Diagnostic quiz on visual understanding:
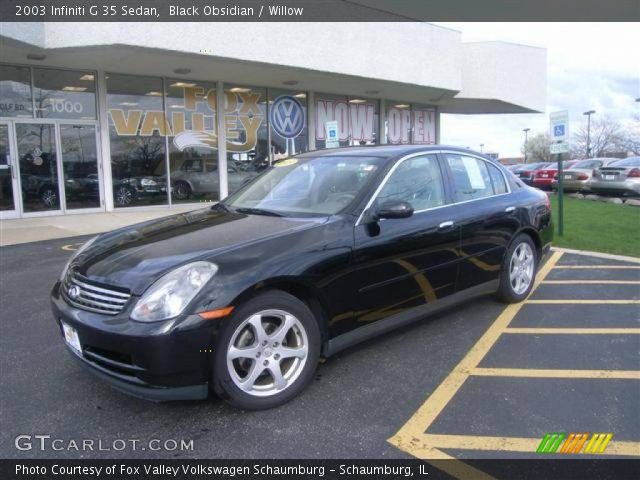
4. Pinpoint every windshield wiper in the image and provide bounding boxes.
[234,207,286,217]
